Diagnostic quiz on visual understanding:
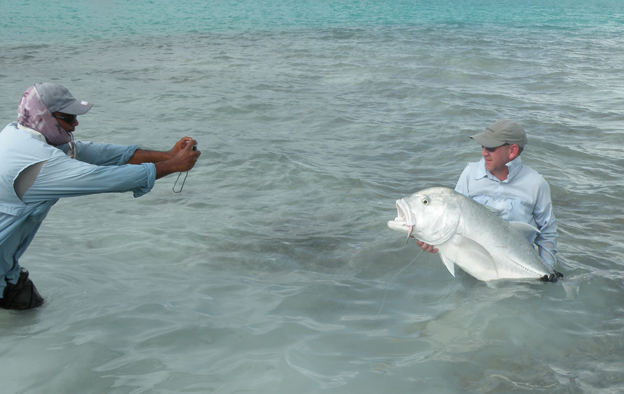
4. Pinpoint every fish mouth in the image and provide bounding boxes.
[388,198,416,239]
[396,199,415,226]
